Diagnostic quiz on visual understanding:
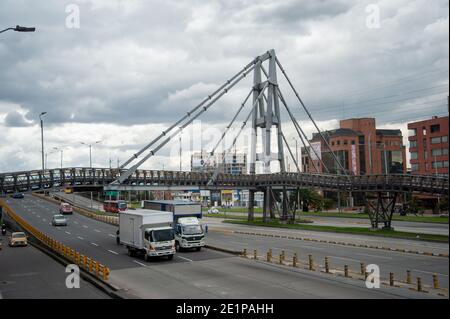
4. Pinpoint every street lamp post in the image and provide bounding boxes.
[53,147,64,169]
[179,129,182,172]
[0,25,36,34]
[80,141,102,168]
[39,112,47,172]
